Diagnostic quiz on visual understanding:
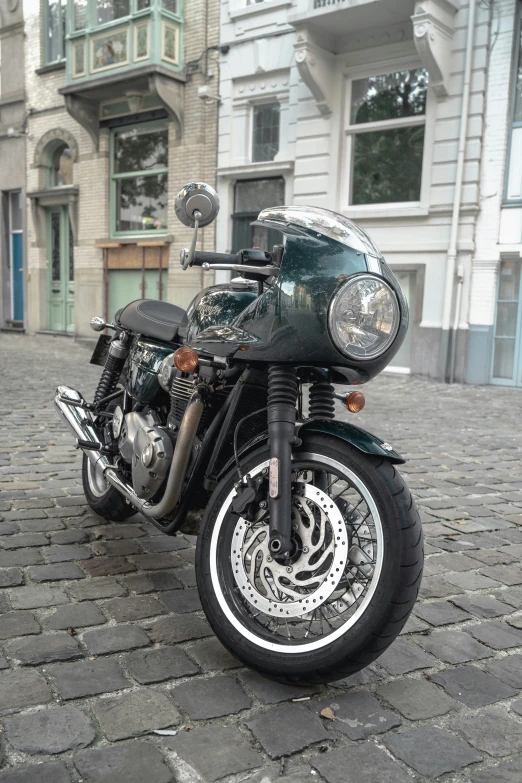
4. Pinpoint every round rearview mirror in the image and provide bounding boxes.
[174,182,220,228]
